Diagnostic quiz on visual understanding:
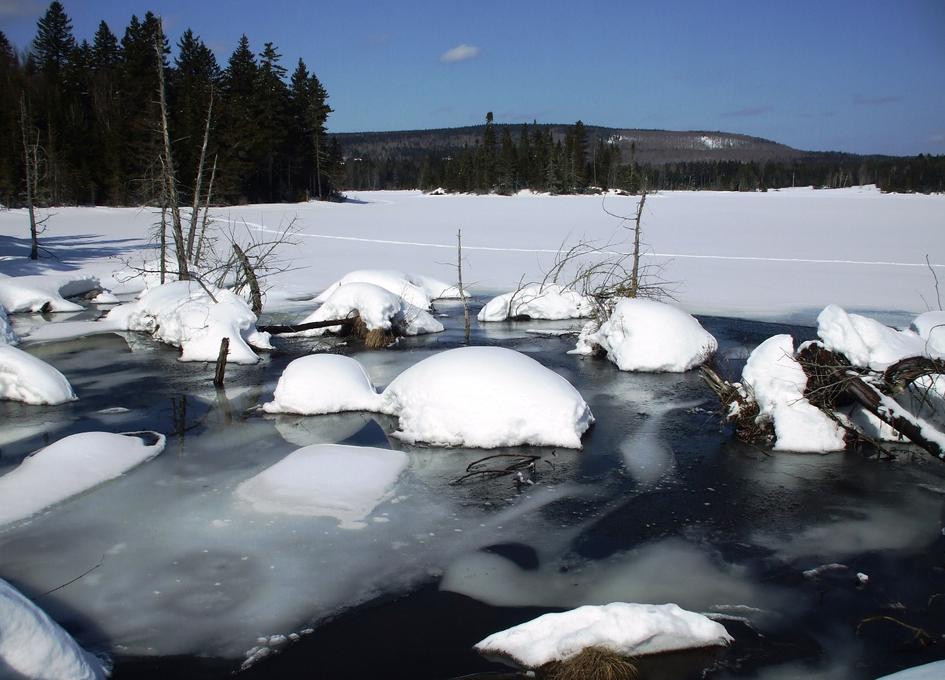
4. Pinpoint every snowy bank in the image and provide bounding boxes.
[0,344,75,405]
[381,346,593,448]
[740,335,846,452]
[316,270,461,309]
[0,578,109,679]
[0,273,102,313]
[106,280,272,364]
[0,432,165,527]
[294,282,443,337]
[478,283,593,322]
[262,354,384,415]
[573,299,717,372]
[234,444,408,528]
[876,660,945,680]
[475,602,732,668]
